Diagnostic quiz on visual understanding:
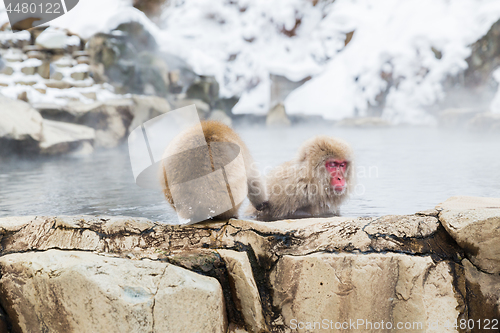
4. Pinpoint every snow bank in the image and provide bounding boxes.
[2,0,500,122]
[286,0,500,123]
